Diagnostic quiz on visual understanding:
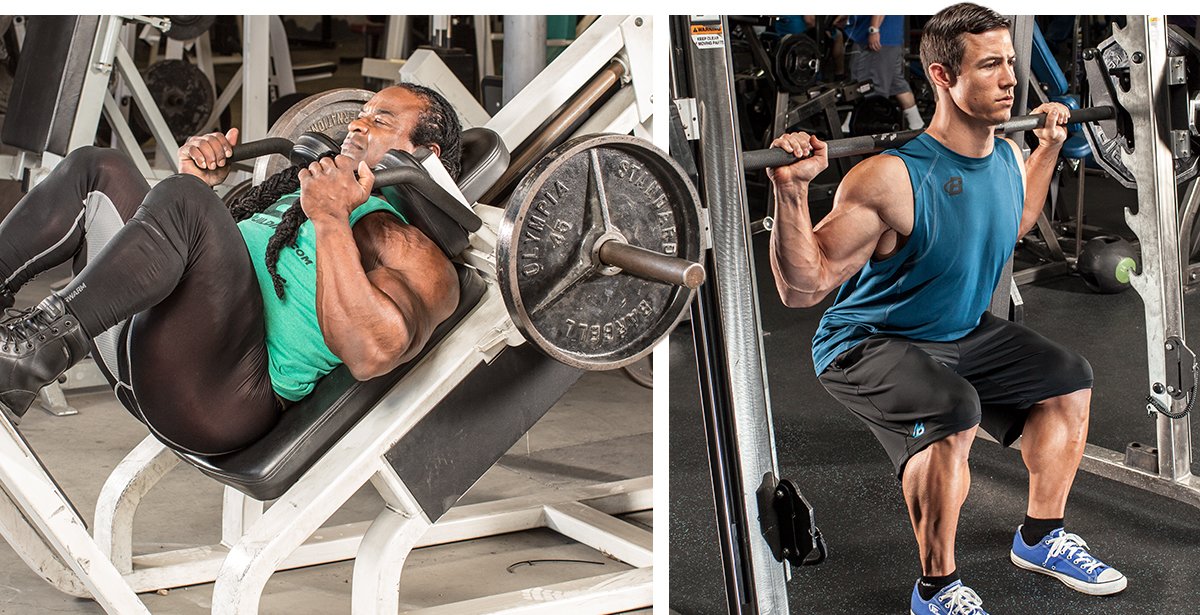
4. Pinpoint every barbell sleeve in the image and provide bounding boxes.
[597,240,706,289]
[743,105,1117,171]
